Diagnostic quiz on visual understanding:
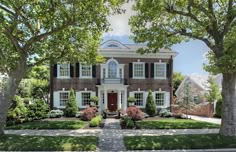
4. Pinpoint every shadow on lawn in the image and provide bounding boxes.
[0,135,97,151]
